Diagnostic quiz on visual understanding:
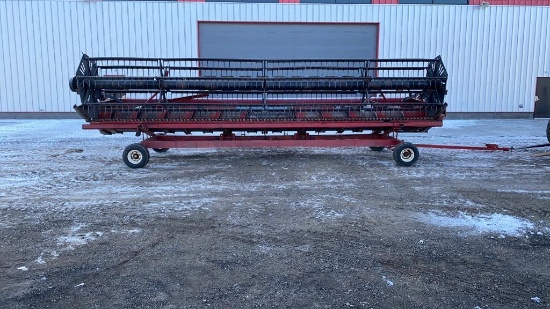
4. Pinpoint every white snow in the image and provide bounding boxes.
[382,276,394,287]
[57,224,103,250]
[293,199,345,221]
[531,297,541,303]
[111,228,142,234]
[498,189,550,194]
[35,256,46,265]
[33,226,142,266]
[418,211,534,236]
[17,266,28,271]
[497,189,550,200]
[435,120,479,129]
